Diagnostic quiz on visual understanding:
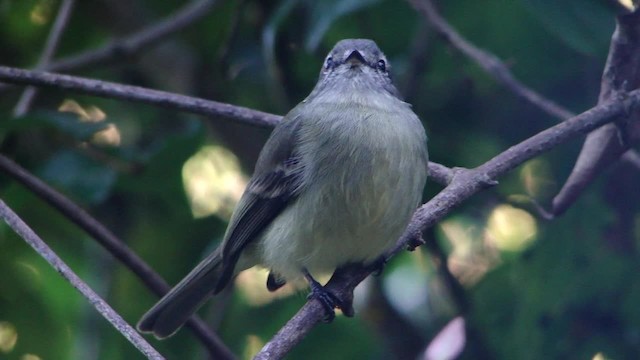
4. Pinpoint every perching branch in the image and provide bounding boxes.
[0,199,164,360]
[0,155,235,360]
[13,0,75,116]
[255,87,640,360]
